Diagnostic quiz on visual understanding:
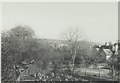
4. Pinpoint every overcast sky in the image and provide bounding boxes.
[2,2,118,43]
